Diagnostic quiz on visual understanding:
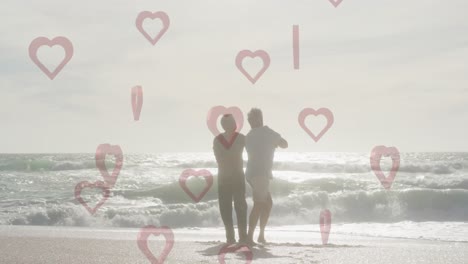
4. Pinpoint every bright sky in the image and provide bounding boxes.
[1,0,467,153]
